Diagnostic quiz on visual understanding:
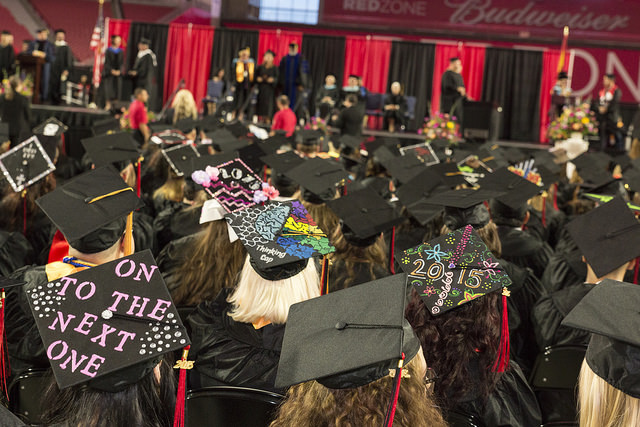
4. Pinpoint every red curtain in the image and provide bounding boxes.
[258,29,303,64]
[163,23,215,111]
[431,43,485,117]
[107,19,132,56]
[539,50,561,143]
